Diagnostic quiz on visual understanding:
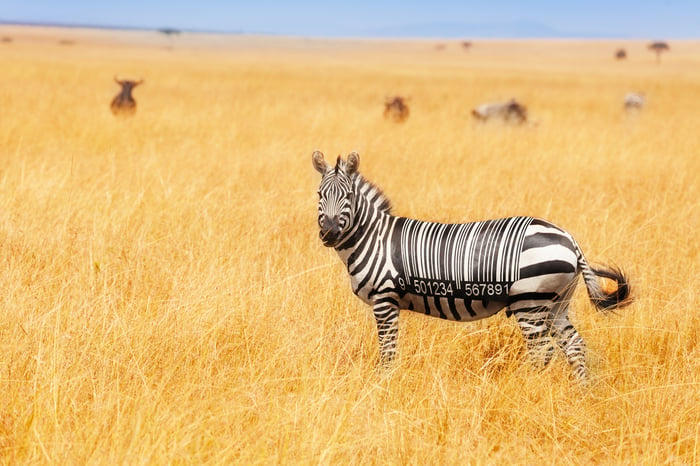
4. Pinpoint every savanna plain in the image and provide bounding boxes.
[1,26,699,465]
